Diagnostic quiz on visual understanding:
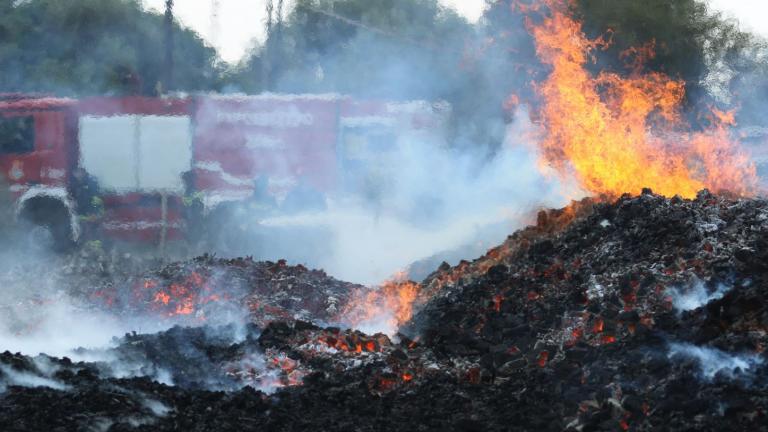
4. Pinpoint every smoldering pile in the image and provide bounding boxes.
[1,254,367,337]
[2,190,768,431]
[85,255,366,327]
